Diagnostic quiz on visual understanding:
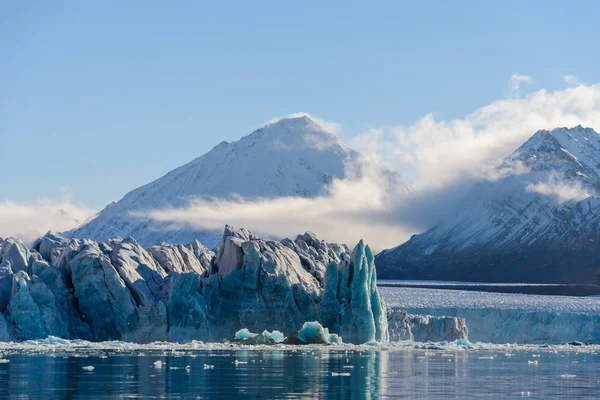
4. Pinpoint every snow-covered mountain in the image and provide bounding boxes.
[376,125,600,284]
[67,116,407,247]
